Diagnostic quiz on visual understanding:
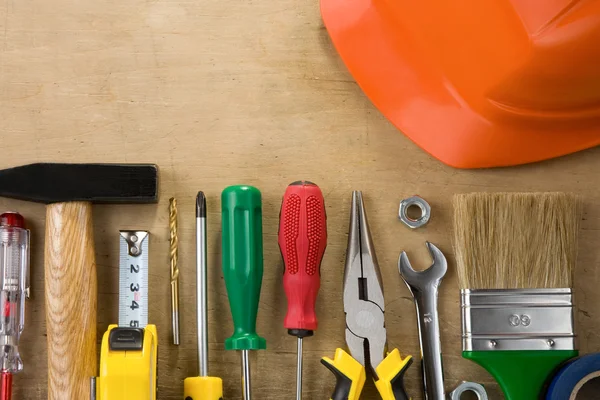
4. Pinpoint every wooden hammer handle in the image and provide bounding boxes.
[45,202,97,399]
